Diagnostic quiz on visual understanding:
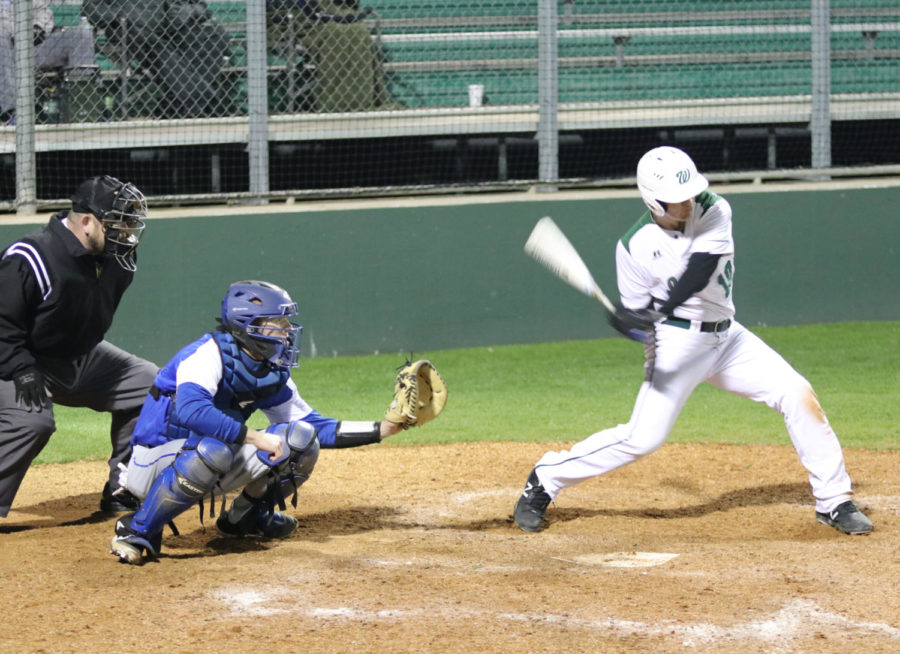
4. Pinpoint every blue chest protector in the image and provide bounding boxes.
[131,330,290,447]
[211,330,290,422]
